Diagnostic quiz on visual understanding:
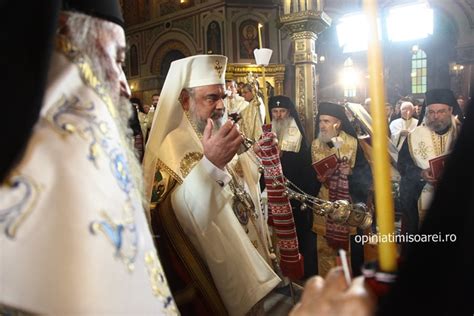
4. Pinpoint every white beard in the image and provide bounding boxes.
[272,116,292,138]
[318,128,338,143]
[189,102,223,134]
